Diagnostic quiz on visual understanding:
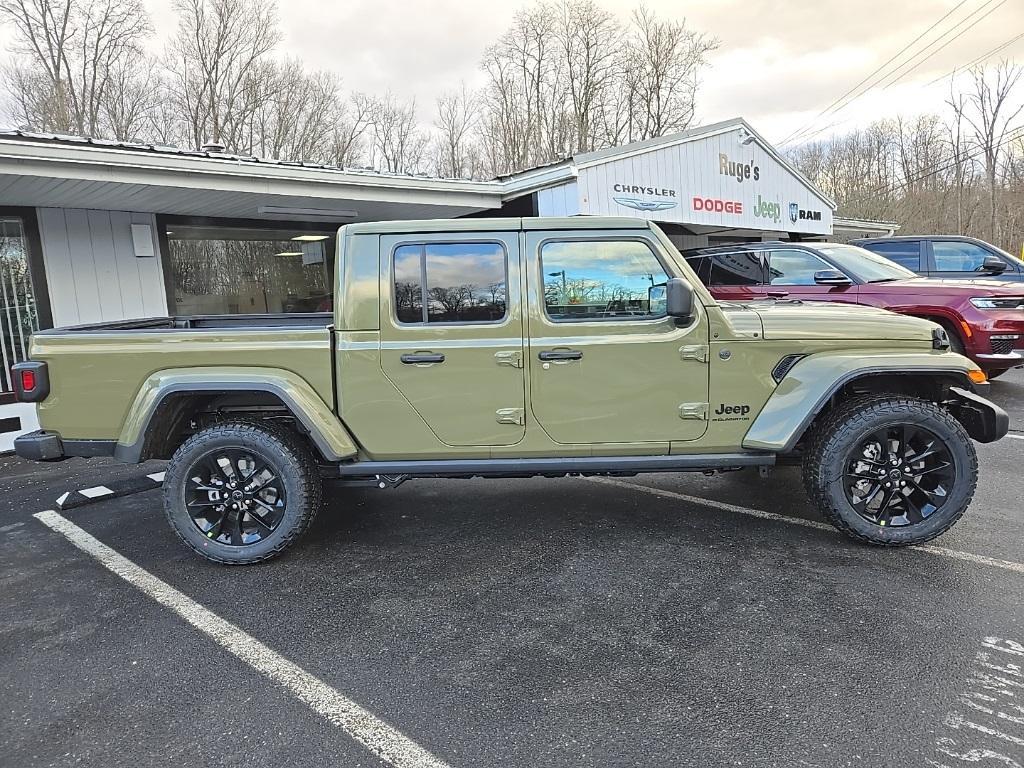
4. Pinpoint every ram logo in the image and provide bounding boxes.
[613,196,678,212]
